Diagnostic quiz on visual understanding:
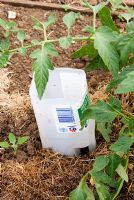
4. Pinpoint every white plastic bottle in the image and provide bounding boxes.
[29,68,96,156]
